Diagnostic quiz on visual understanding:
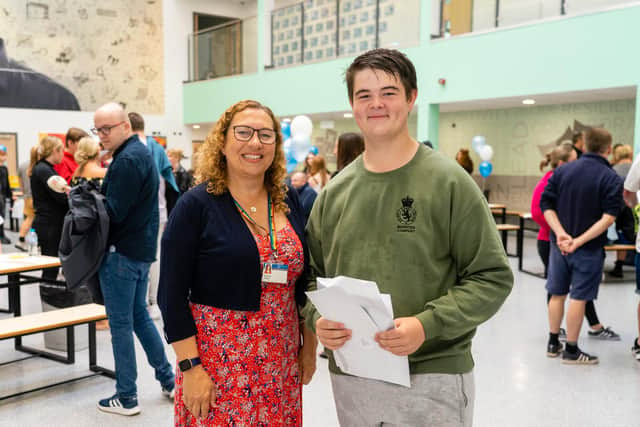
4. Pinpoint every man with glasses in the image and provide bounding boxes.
[92,102,175,416]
